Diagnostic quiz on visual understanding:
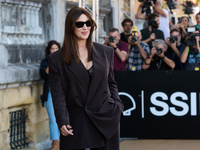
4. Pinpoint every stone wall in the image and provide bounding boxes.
[0,81,49,150]
[1,0,43,45]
